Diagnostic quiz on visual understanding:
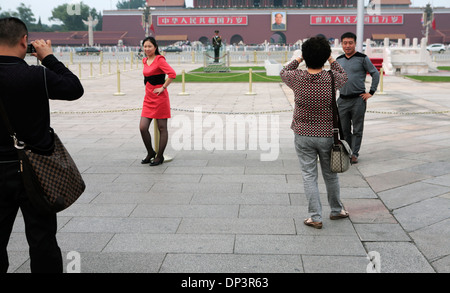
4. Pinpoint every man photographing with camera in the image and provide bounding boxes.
[0,17,84,273]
